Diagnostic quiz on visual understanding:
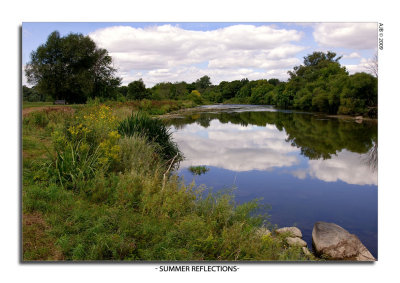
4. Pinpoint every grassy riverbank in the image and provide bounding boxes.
[22,102,313,261]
